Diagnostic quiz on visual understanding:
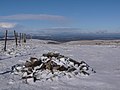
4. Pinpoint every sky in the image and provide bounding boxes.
[0,0,120,34]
